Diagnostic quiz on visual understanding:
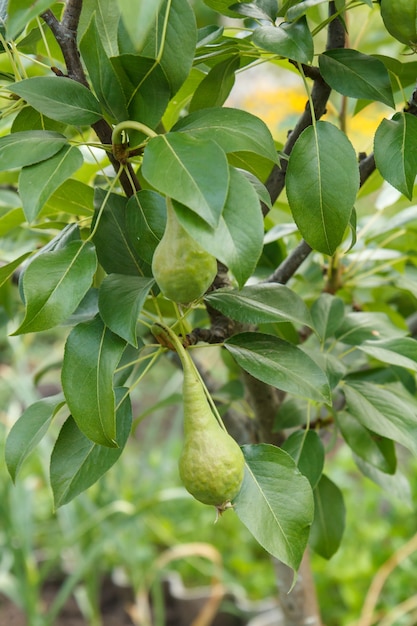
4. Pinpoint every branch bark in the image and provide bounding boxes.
[41,2,140,198]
